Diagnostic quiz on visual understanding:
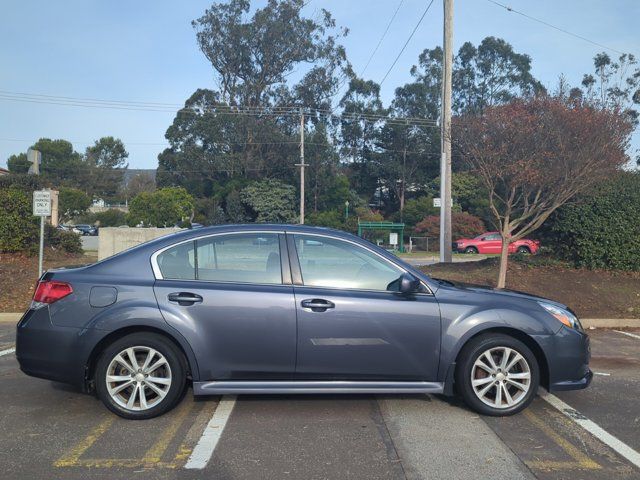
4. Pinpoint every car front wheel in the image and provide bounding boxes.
[456,334,539,416]
[464,246,478,254]
[95,333,187,419]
